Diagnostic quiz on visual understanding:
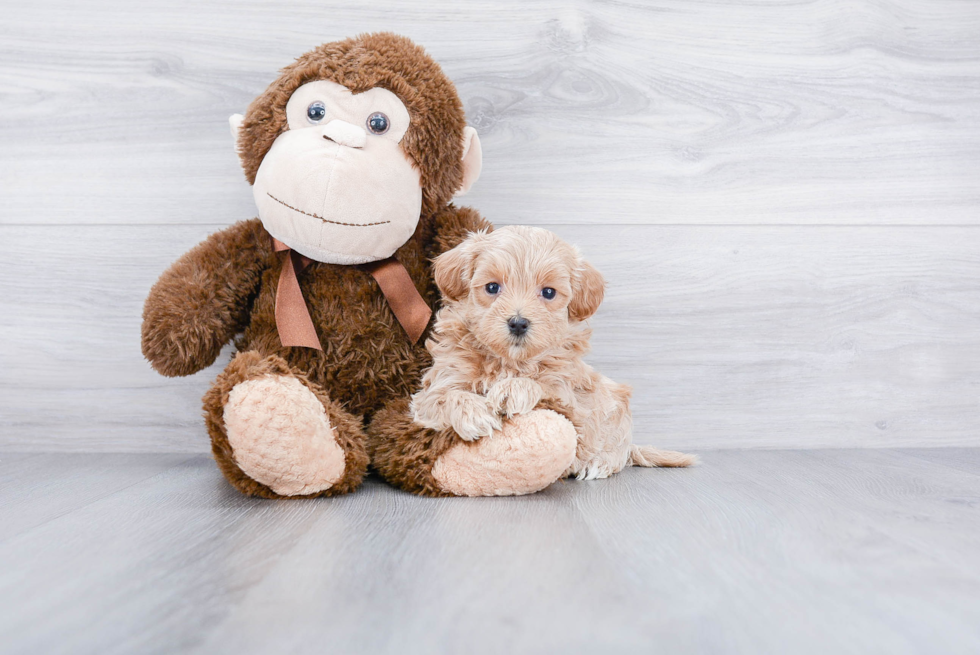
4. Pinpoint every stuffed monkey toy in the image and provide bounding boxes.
[142,33,577,498]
